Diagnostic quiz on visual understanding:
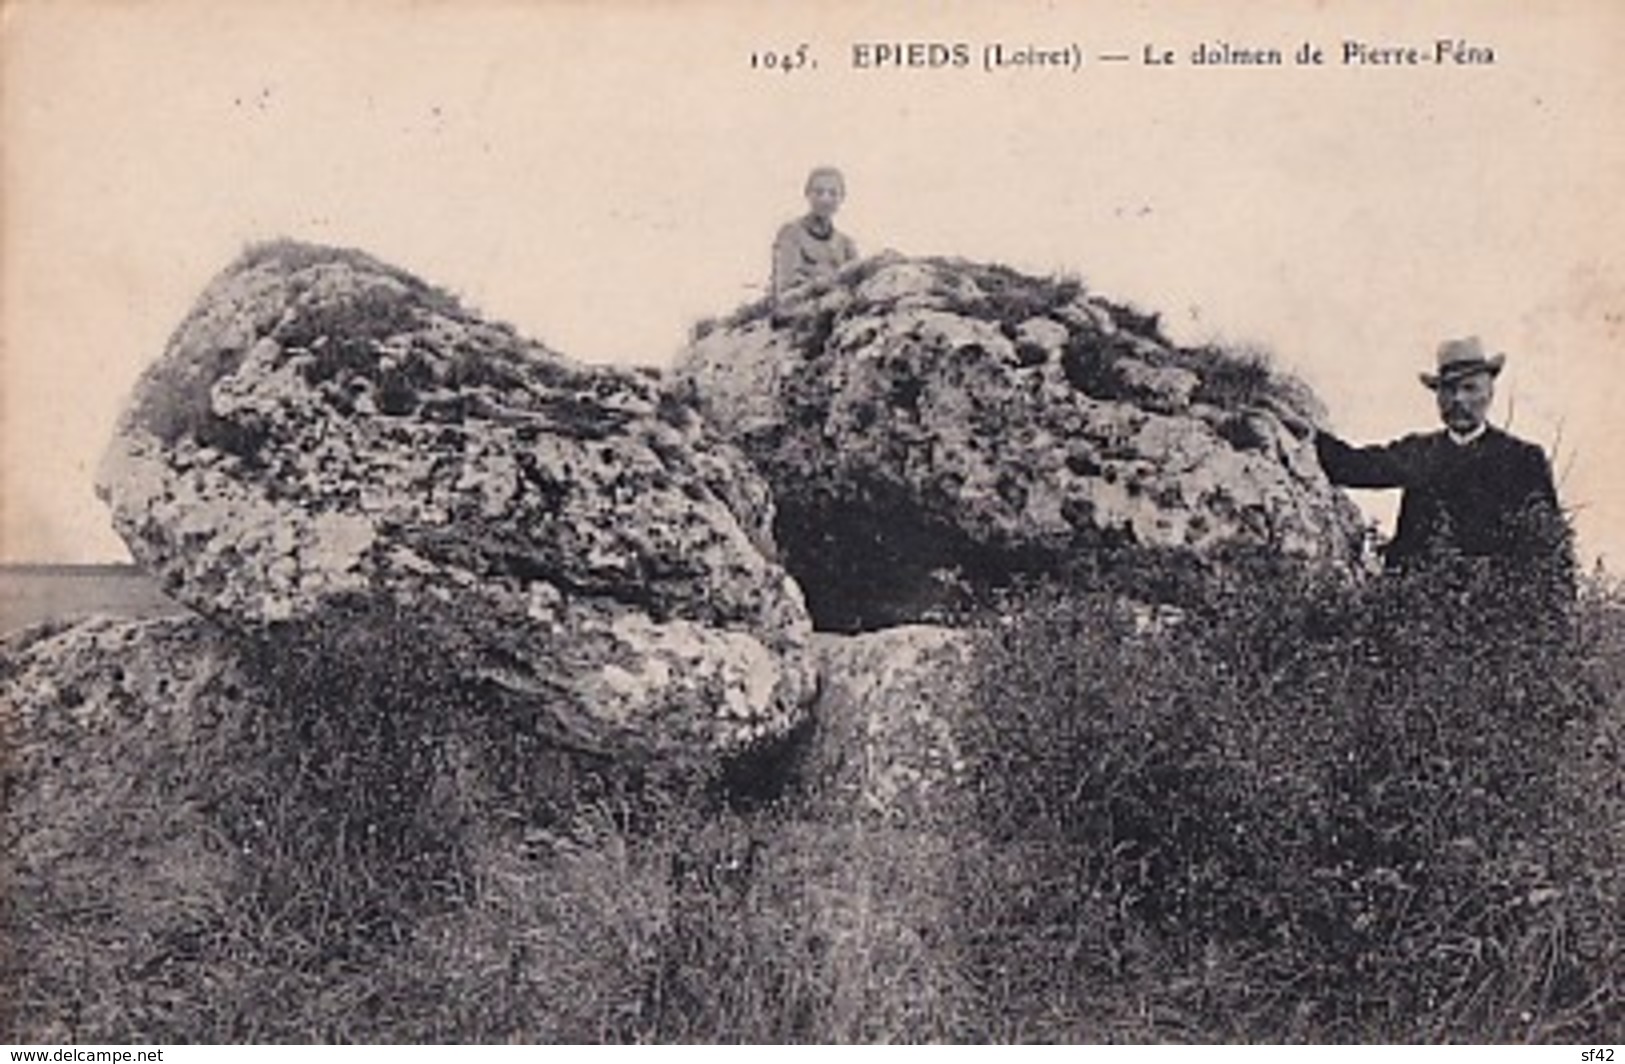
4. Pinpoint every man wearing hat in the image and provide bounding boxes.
[1306,338,1571,581]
